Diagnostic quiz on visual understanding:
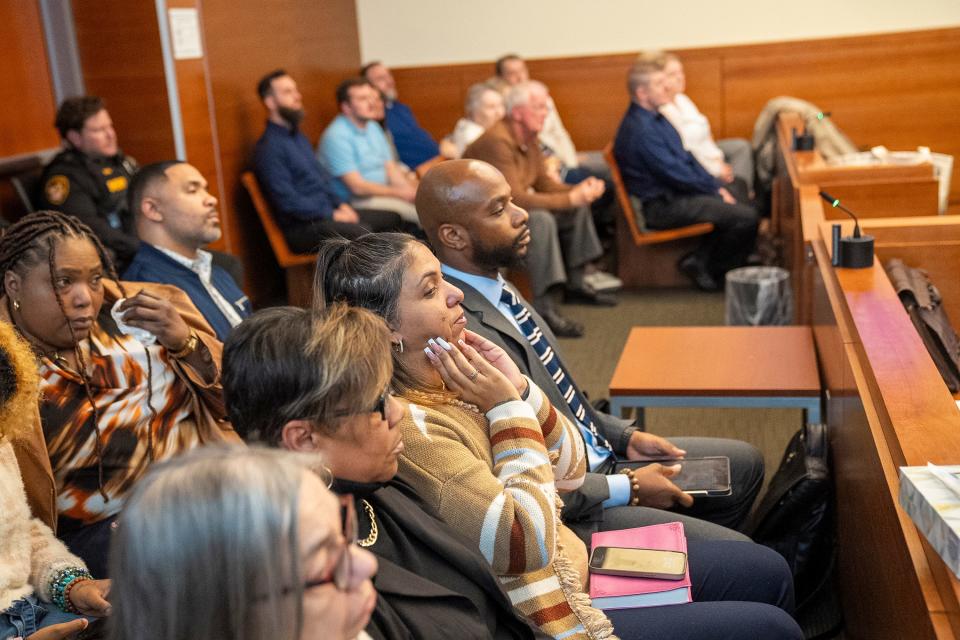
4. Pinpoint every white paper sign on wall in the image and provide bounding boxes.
[168,8,203,60]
